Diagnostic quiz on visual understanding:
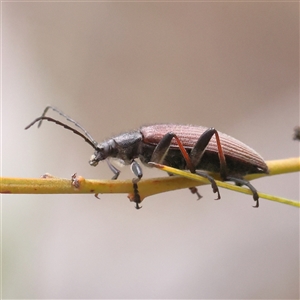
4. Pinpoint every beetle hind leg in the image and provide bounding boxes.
[226,176,259,208]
